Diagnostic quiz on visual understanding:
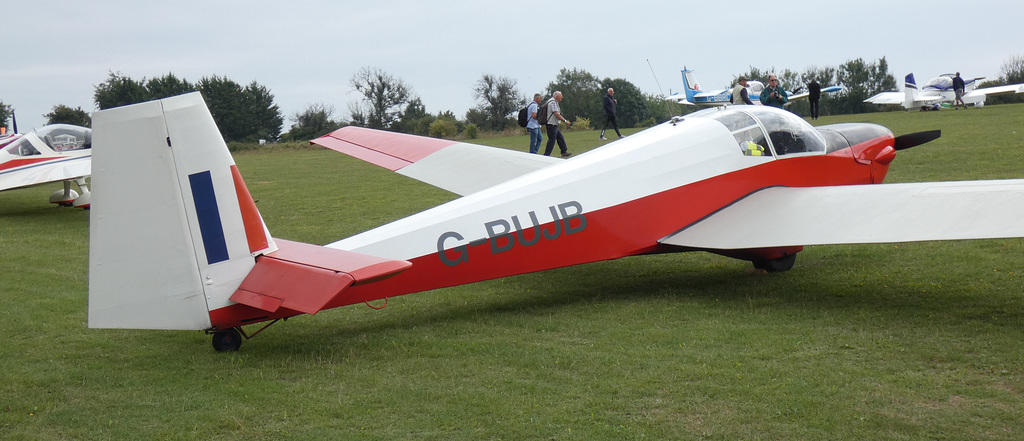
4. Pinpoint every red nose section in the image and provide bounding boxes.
[873,145,897,166]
